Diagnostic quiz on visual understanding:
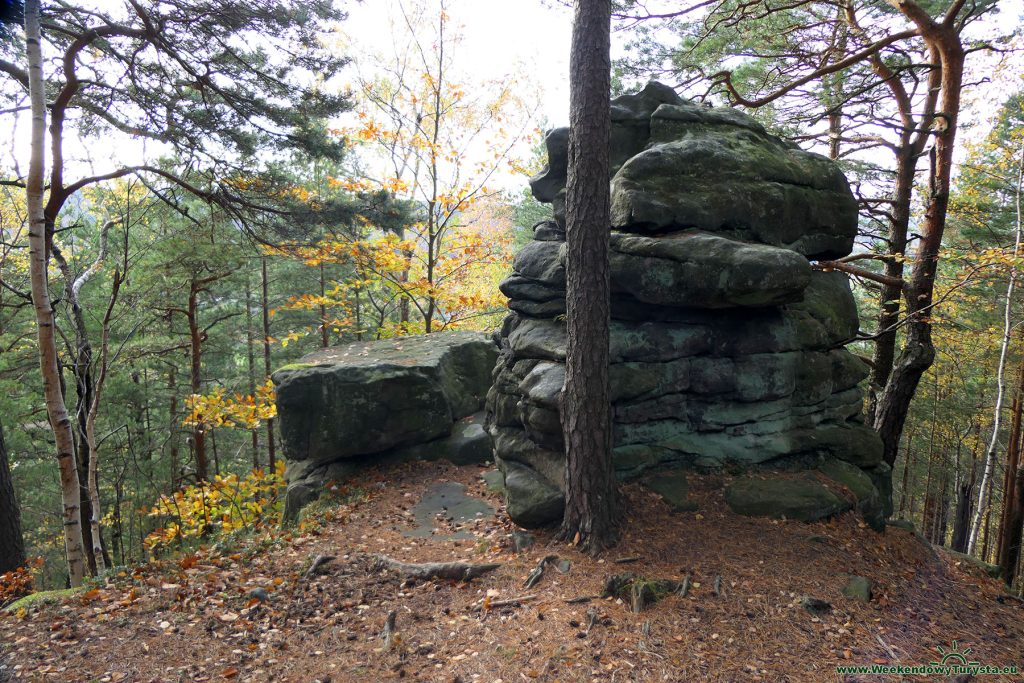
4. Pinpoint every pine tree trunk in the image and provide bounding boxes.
[0,418,26,574]
[557,0,617,553]
[24,0,86,586]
